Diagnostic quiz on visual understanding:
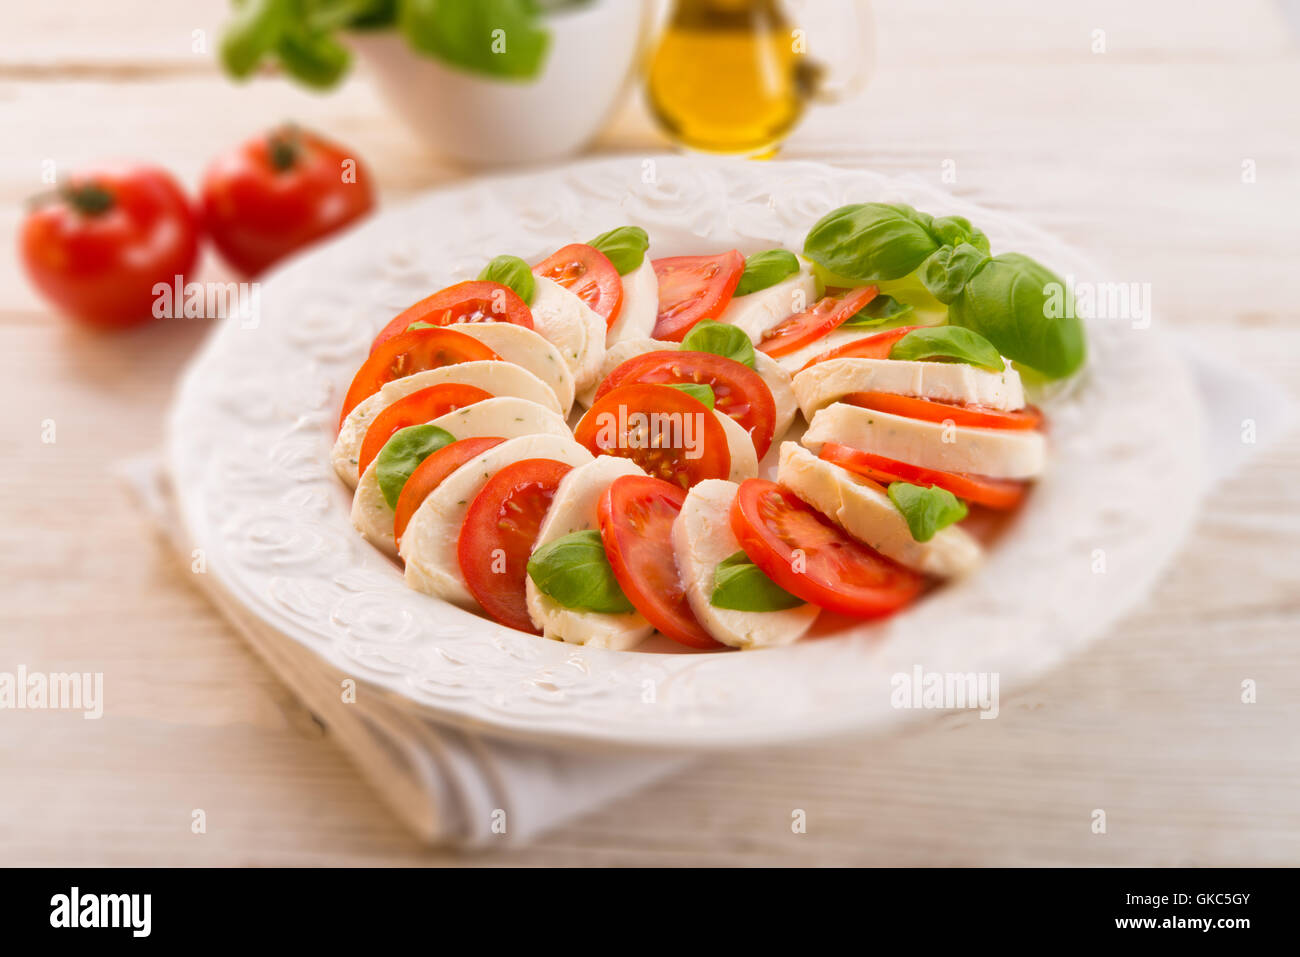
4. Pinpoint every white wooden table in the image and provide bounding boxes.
[1,0,1297,865]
